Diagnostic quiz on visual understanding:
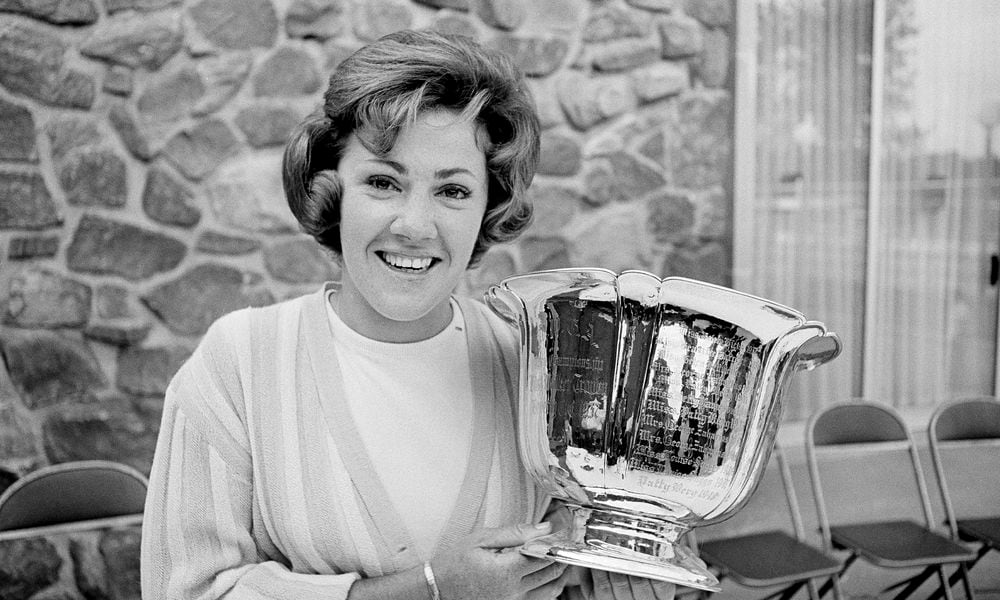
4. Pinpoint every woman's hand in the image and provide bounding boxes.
[588,570,675,600]
[538,501,675,600]
[562,569,674,600]
[430,522,569,600]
